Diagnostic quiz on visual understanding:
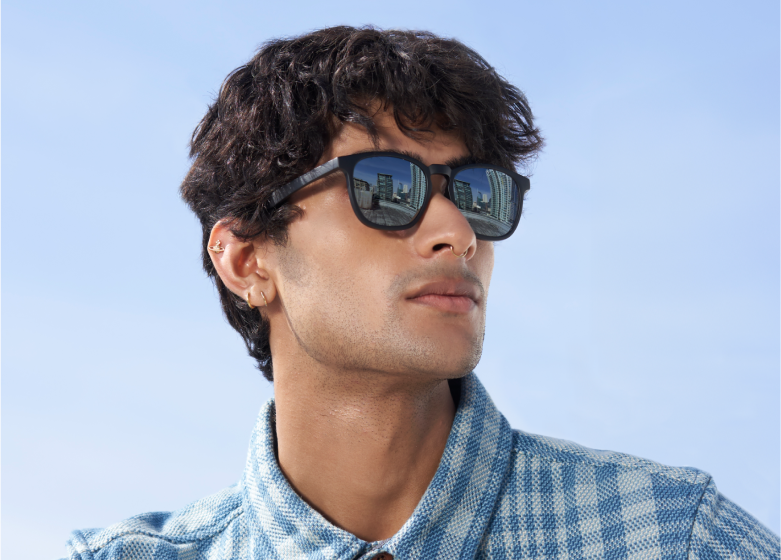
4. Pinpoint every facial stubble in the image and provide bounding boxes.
[275,243,487,380]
